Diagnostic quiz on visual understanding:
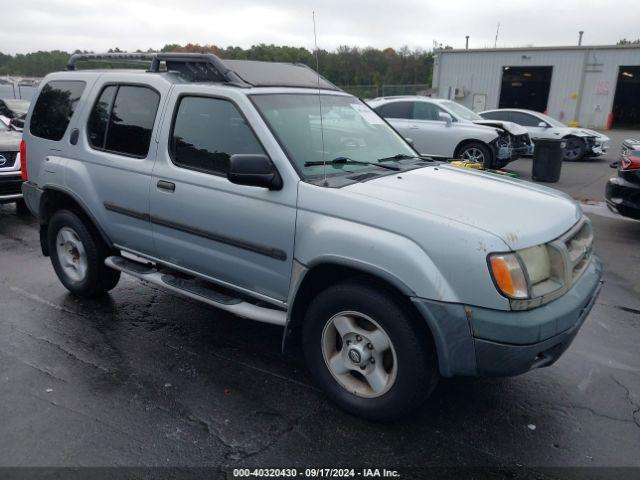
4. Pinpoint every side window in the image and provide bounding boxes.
[509,112,541,127]
[87,85,160,157]
[378,102,412,119]
[481,111,510,121]
[170,96,265,175]
[30,80,86,141]
[412,102,441,121]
